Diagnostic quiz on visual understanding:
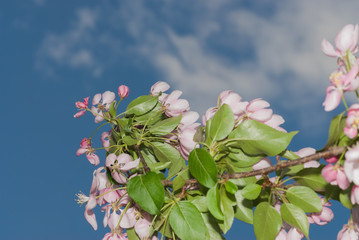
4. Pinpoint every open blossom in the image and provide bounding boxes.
[337,219,359,240]
[161,90,190,117]
[151,81,170,96]
[76,138,100,166]
[323,62,359,112]
[345,104,359,138]
[218,90,243,114]
[264,114,286,132]
[308,198,334,225]
[345,146,359,185]
[322,163,350,190]
[91,91,116,123]
[322,24,359,58]
[74,96,89,118]
[118,85,129,99]
[237,98,273,123]
[106,153,140,184]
